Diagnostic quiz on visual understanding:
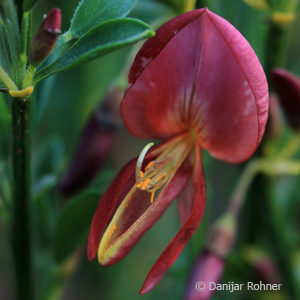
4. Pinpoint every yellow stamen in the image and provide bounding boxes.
[135,132,196,199]
[108,223,116,240]
[150,192,155,203]
[155,173,167,182]
[137,178,150,190]
[145,161,155,170]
